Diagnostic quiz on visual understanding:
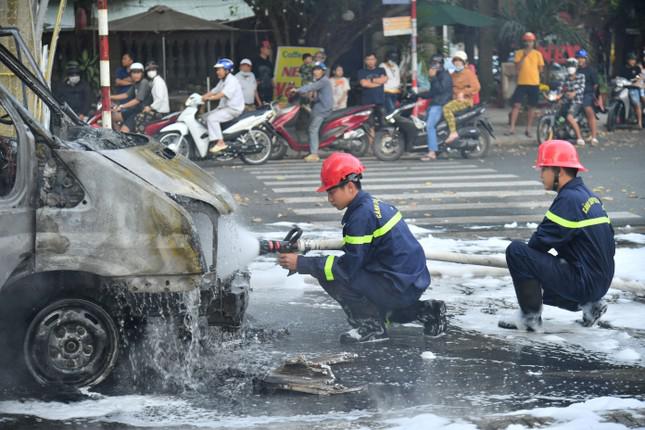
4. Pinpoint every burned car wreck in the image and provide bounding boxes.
[0,29,249,389]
